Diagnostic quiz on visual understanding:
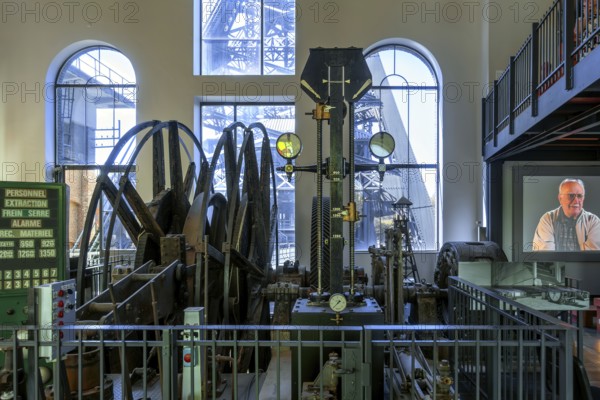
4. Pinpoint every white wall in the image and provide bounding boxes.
[0,0,550,272]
